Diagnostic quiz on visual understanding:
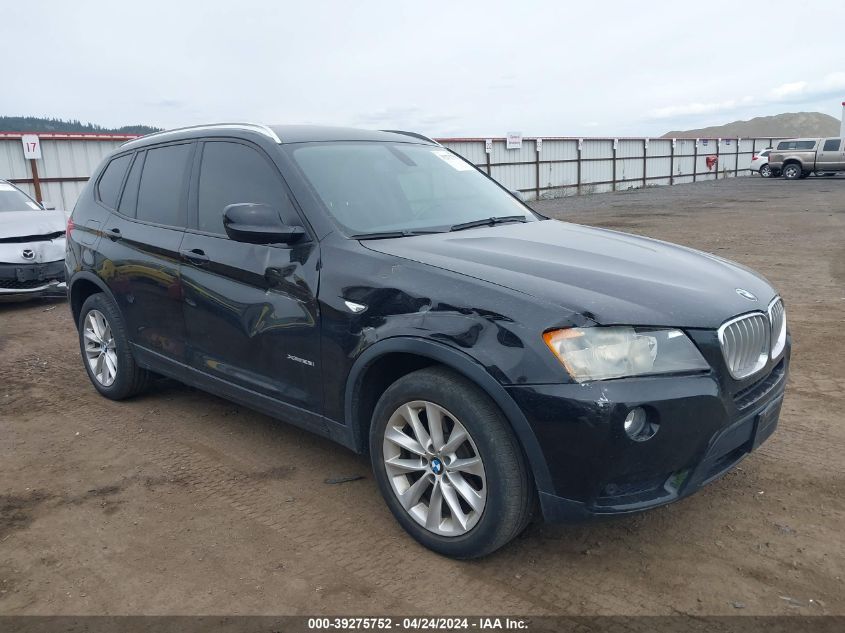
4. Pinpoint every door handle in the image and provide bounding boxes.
[180,249,209,265]
[104,227,121,241]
